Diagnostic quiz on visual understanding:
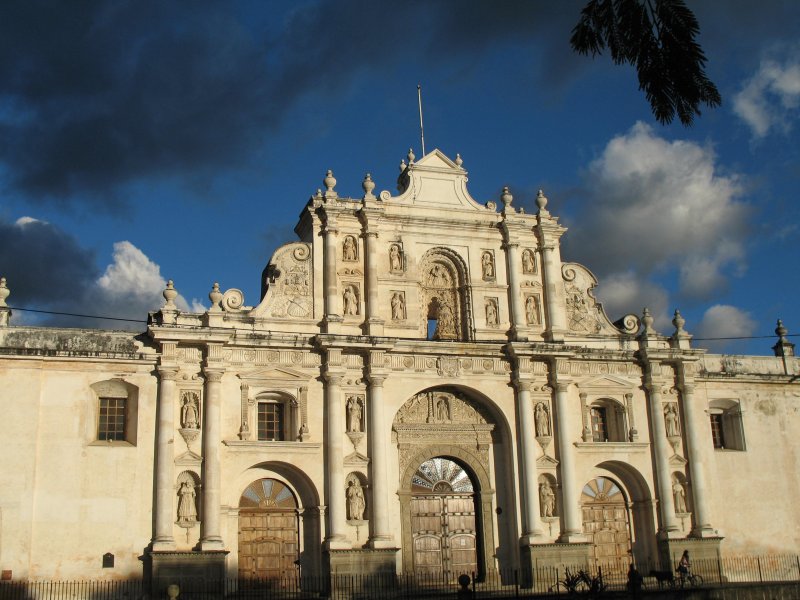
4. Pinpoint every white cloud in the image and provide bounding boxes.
[733,46,800,138]
[594,271,671,329]
[695,304,757,353]
[94,241,193,320]
[568,122,749,302]
[14,216,44,227]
